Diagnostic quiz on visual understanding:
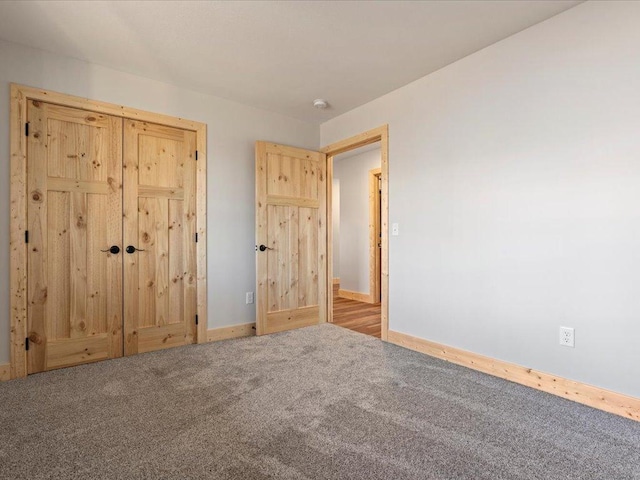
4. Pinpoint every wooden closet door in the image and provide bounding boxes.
[123,121,197,355]
[26,101,123,373]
